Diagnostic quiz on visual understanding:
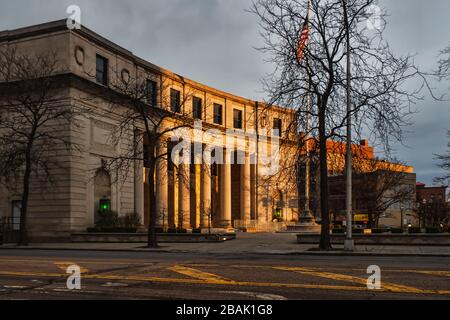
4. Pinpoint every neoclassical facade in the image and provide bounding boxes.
[0,20,299,240]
